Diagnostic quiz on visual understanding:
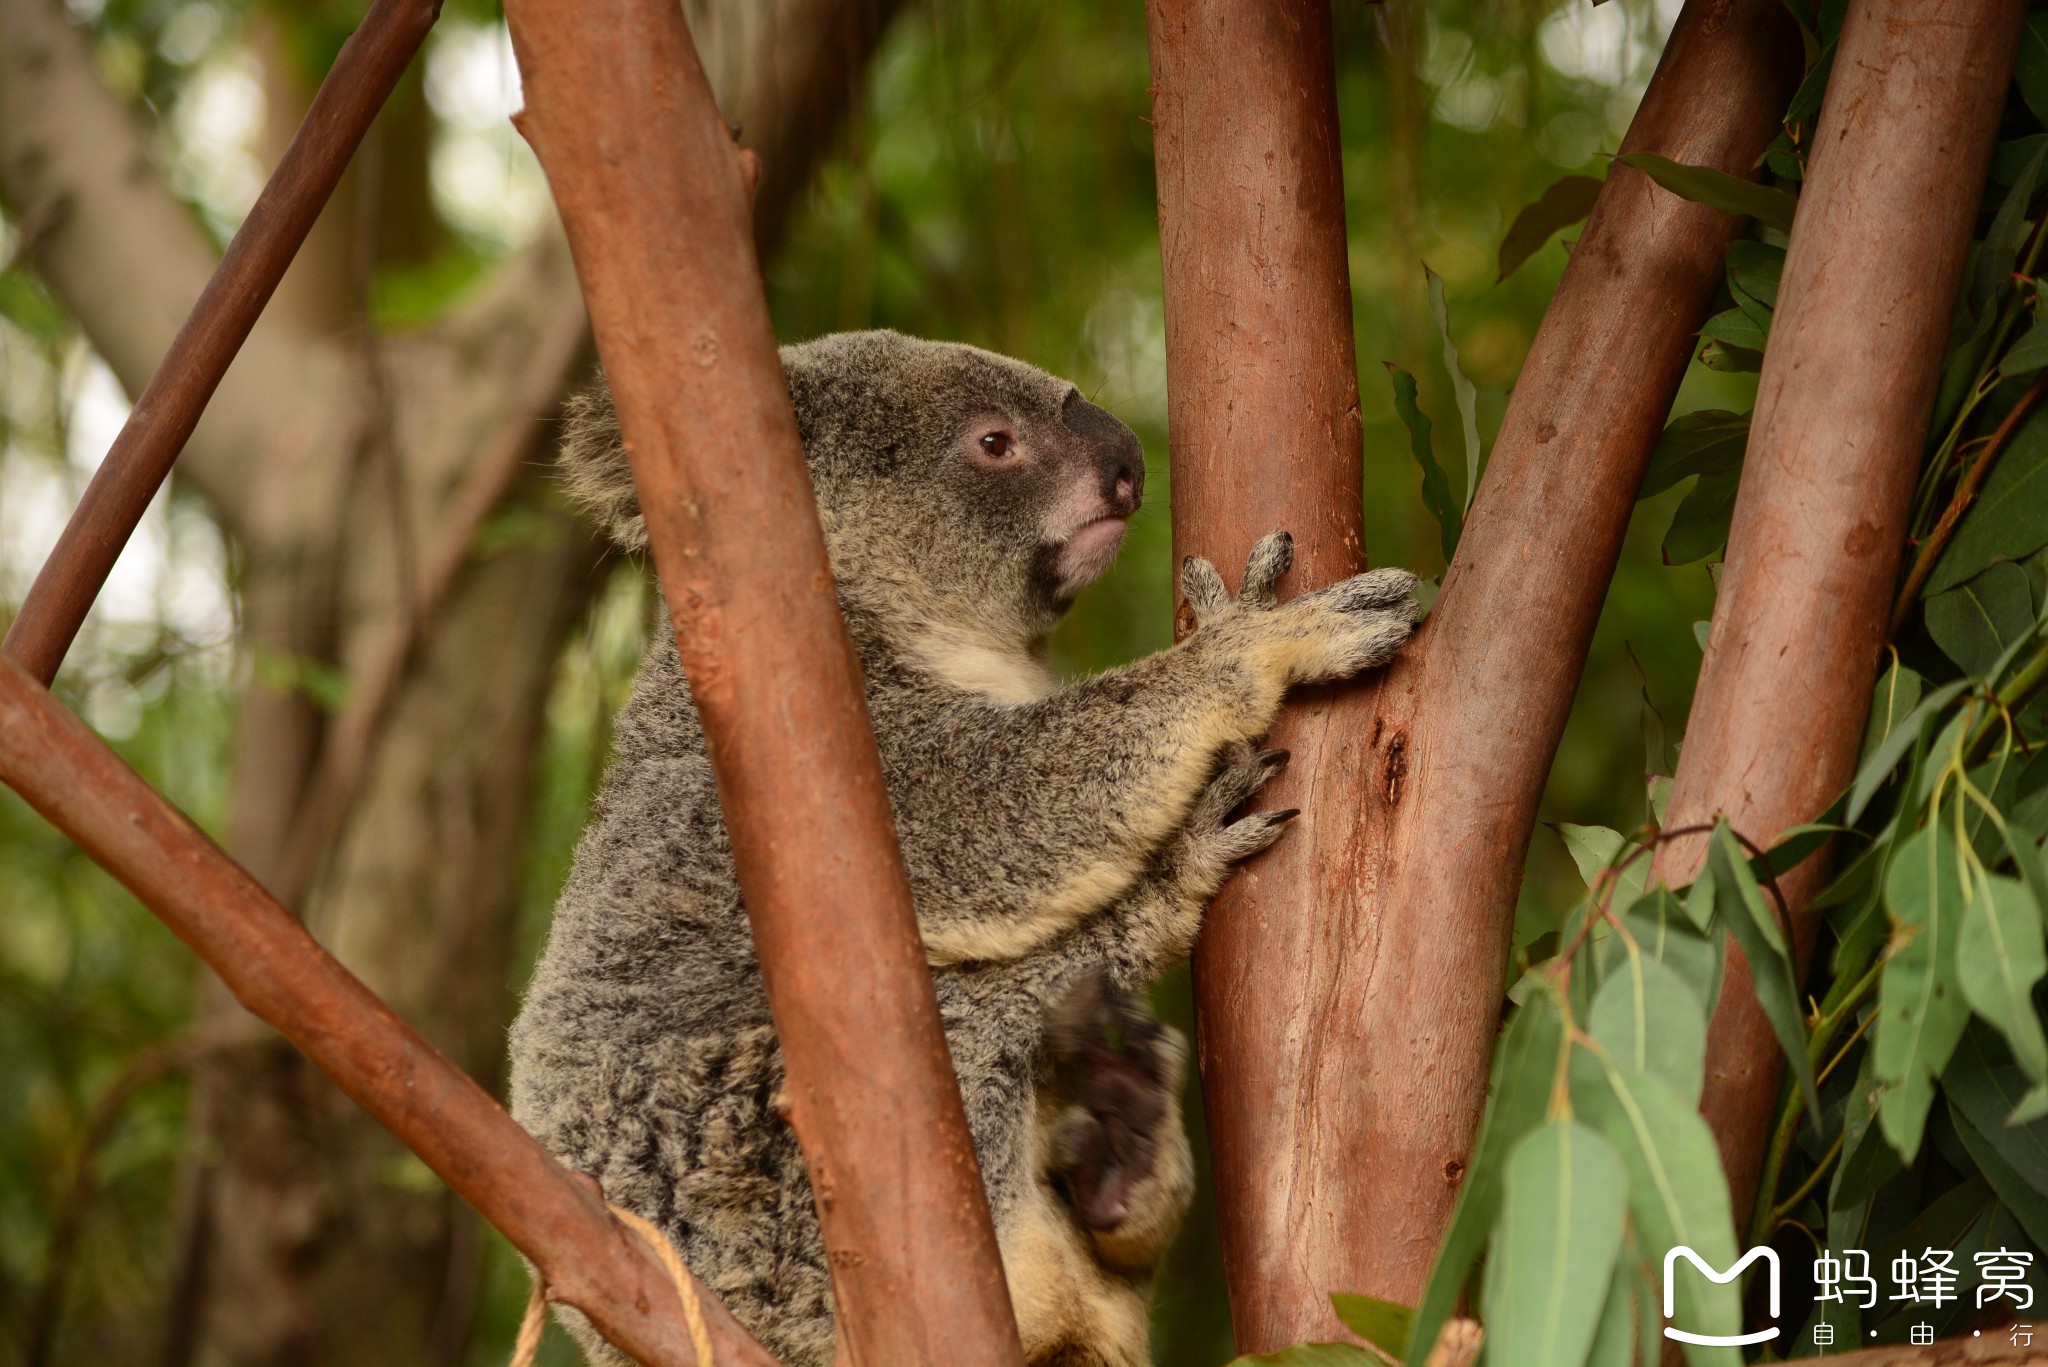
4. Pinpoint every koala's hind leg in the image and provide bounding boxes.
[1042,973,1194,1274]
